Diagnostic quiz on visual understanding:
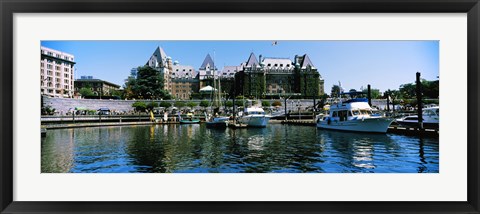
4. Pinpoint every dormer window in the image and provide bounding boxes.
[274,64,278,67]
[280,64,283,67]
